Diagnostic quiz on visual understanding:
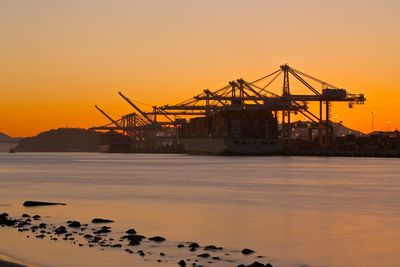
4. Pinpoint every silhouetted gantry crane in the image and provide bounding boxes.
[93,64,366,151]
